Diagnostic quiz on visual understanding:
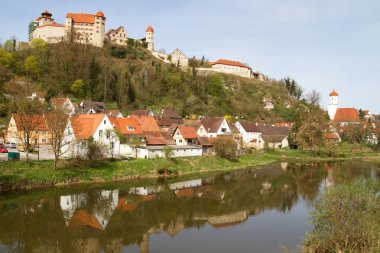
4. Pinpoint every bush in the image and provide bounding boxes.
[87,138,109,160]
[214,136,237,160]
[304,181,380,252]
